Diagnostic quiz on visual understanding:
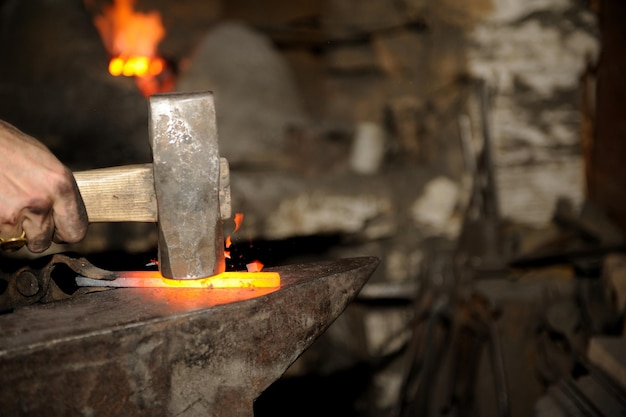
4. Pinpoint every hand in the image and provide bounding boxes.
[0,120,88,253]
